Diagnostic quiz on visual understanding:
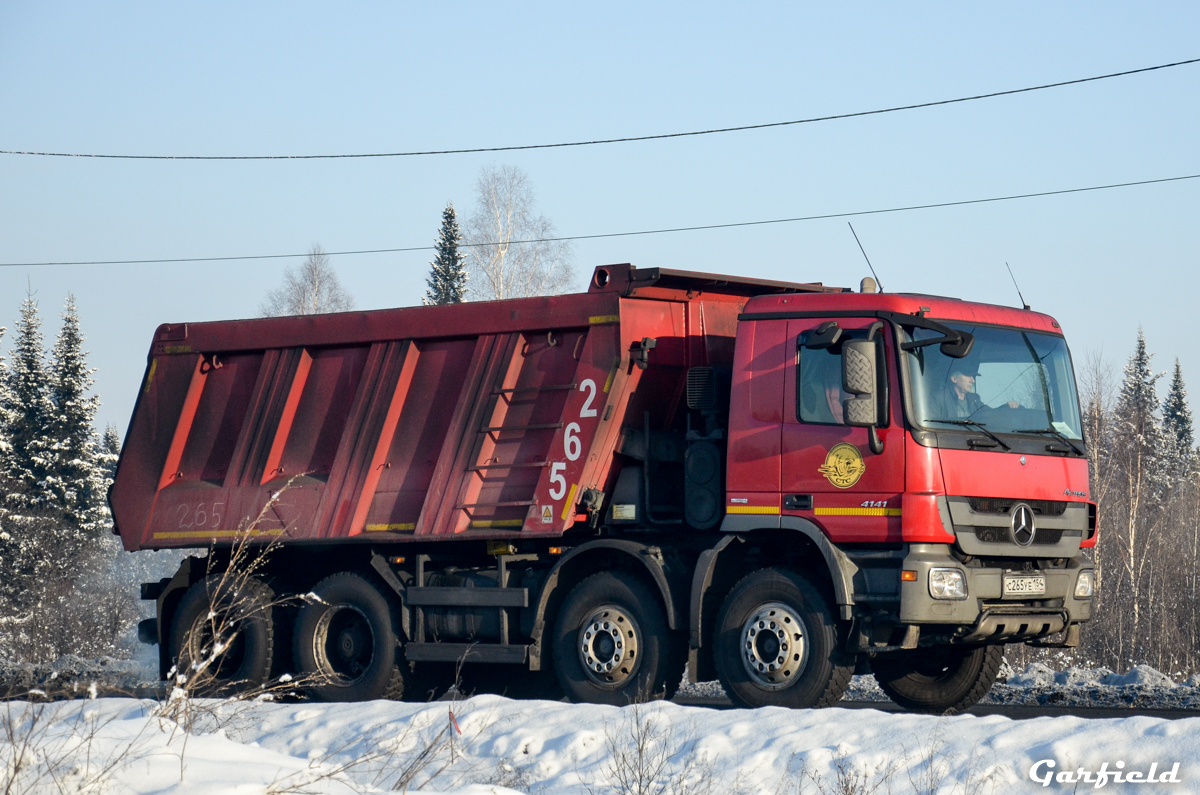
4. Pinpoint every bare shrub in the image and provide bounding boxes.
[902,722,999,795]
[0,699,152,794]
[153,485,312,735]
[586,702,718,795]
[777,748,896,795]
[266,691,504,794]
[266,713,456,794]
